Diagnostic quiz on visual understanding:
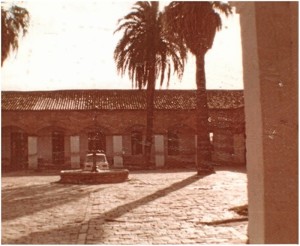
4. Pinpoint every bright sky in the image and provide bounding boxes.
[1,0,243,91]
